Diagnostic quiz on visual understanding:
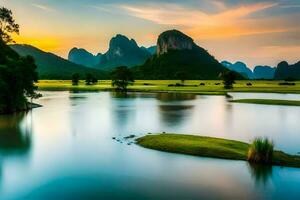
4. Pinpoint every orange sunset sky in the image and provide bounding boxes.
[2,0,300,68]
